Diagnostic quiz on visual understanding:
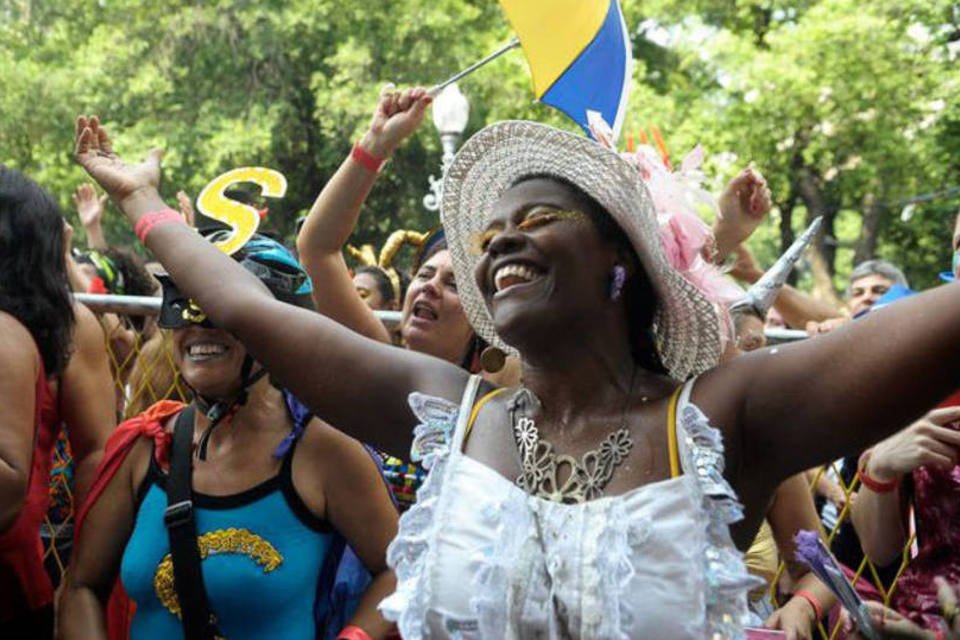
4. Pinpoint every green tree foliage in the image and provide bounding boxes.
[1,0,957,293]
